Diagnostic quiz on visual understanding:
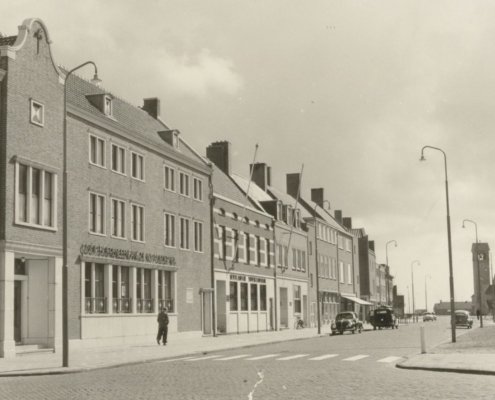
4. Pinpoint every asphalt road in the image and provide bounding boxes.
[1,318,493,400]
